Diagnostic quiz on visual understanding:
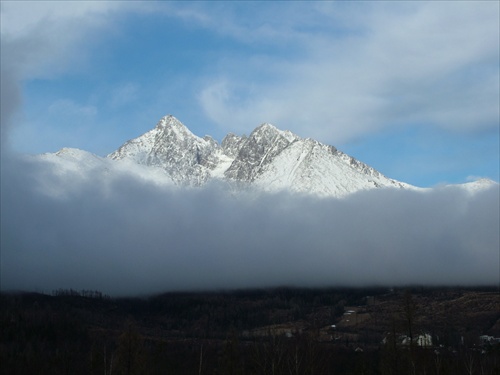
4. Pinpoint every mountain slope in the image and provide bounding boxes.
[108,115,411,197]
[108,116,221,186]
[37,147,173,198]
[34,115,498,198]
